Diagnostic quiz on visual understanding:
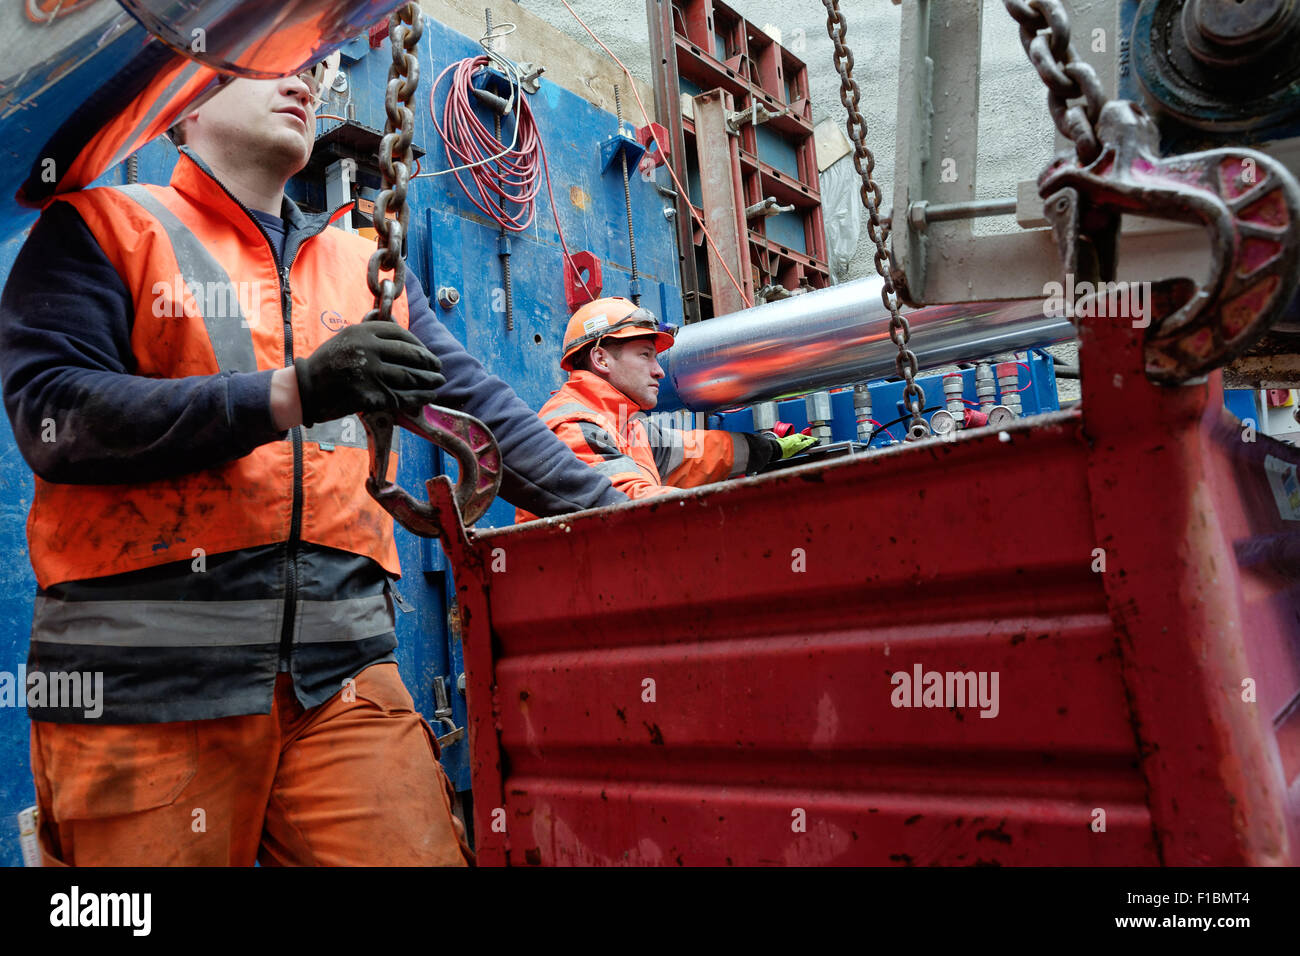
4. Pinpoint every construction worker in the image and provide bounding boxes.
[516,298,816,522]
[0,68,628,866]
